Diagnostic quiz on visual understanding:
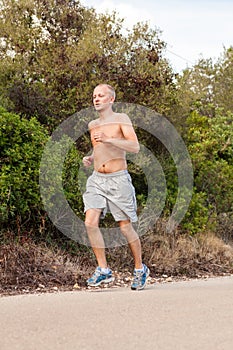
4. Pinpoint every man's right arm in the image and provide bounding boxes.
[82,121,95,167]
[83,154,94,167]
